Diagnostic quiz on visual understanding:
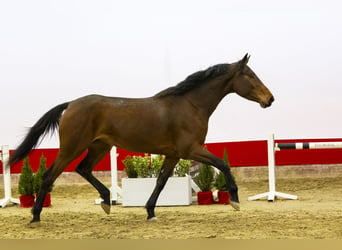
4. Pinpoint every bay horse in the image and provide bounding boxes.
[10,54,274,225]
